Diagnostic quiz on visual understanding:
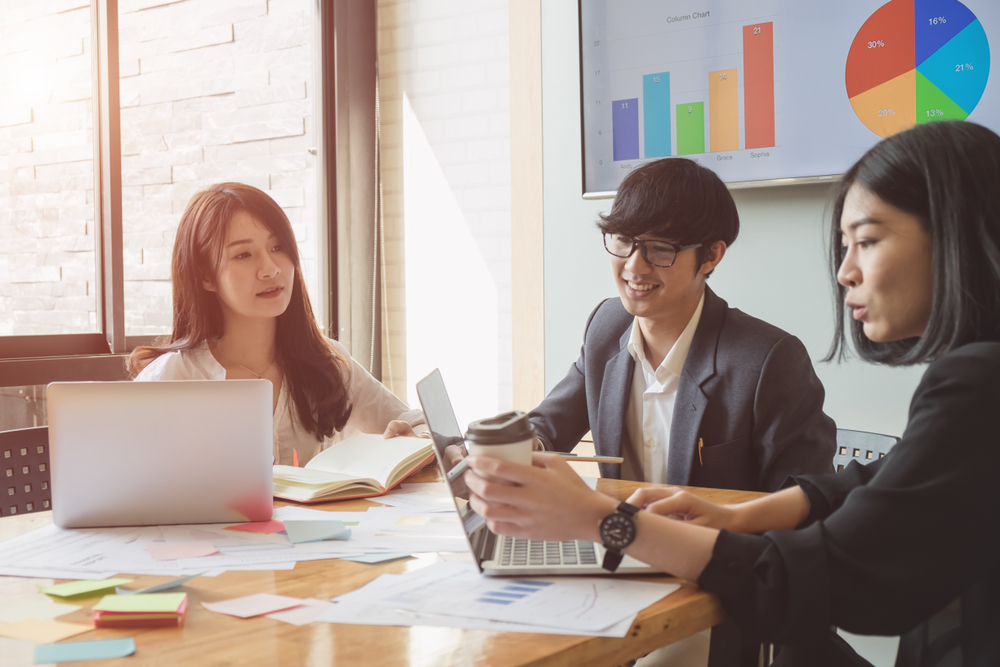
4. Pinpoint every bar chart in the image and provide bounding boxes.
[609,20,775,162]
